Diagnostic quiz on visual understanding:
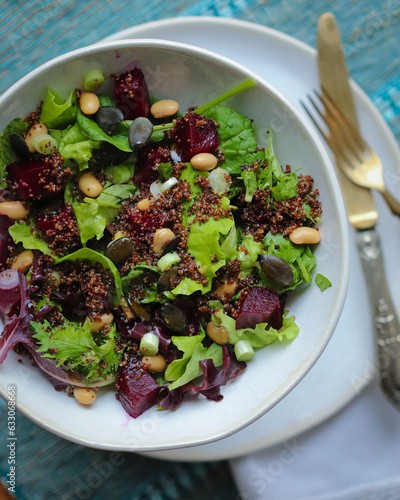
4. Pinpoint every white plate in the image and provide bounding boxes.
[107,17,400,461]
